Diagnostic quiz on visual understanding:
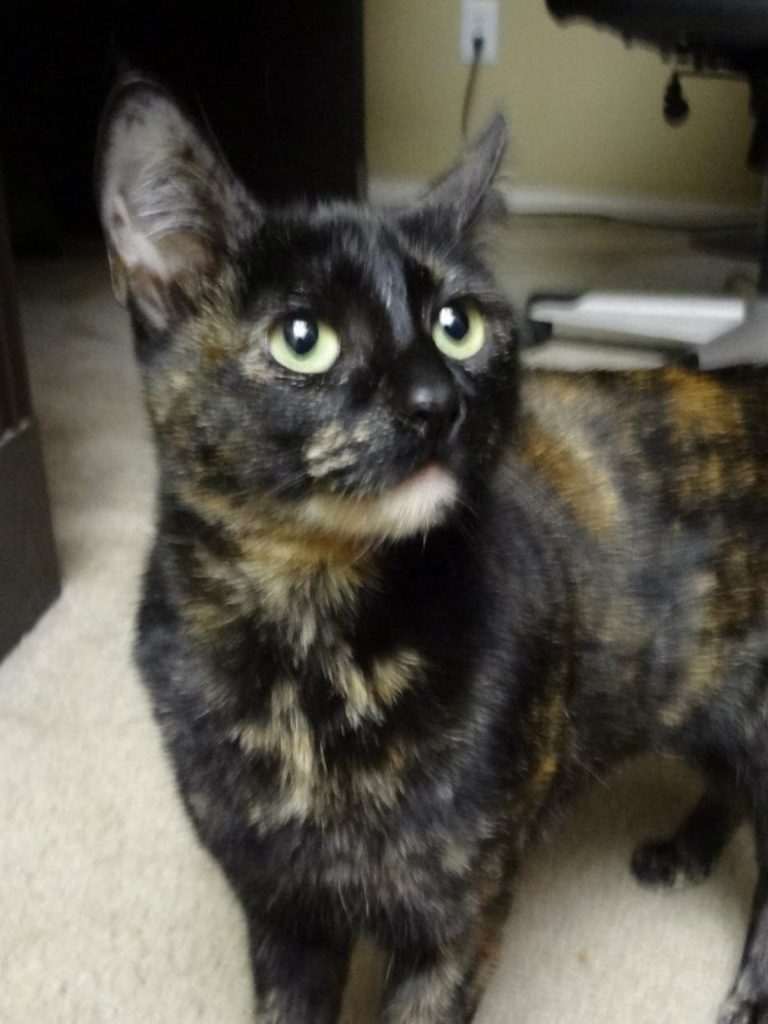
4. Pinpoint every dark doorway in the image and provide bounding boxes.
[0,172,59,659]
[0,0,366,251]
